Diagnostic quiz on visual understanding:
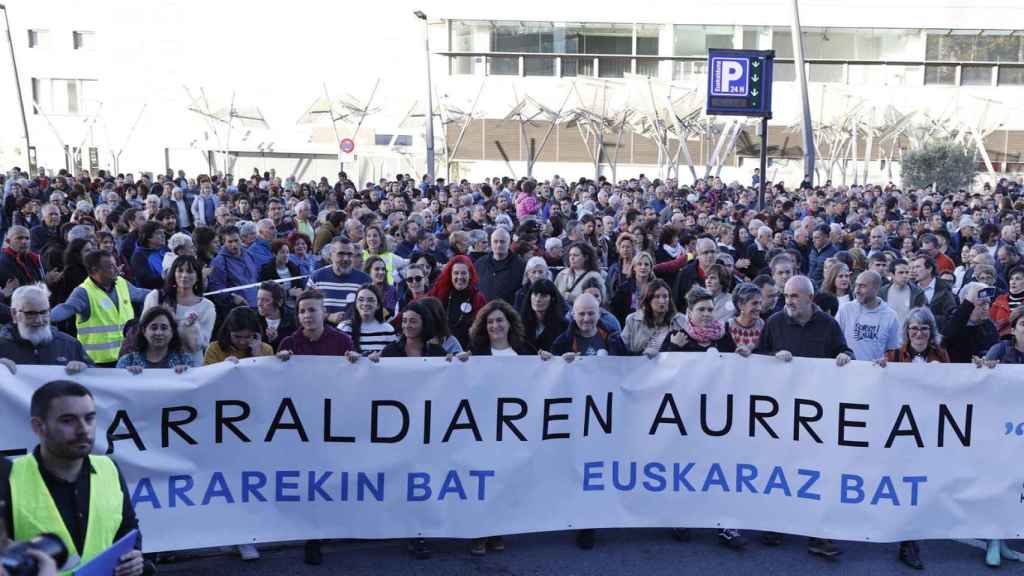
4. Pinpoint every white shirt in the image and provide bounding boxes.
[490,346,518,356]
[885,283,912,330]
[836,299,902,361]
